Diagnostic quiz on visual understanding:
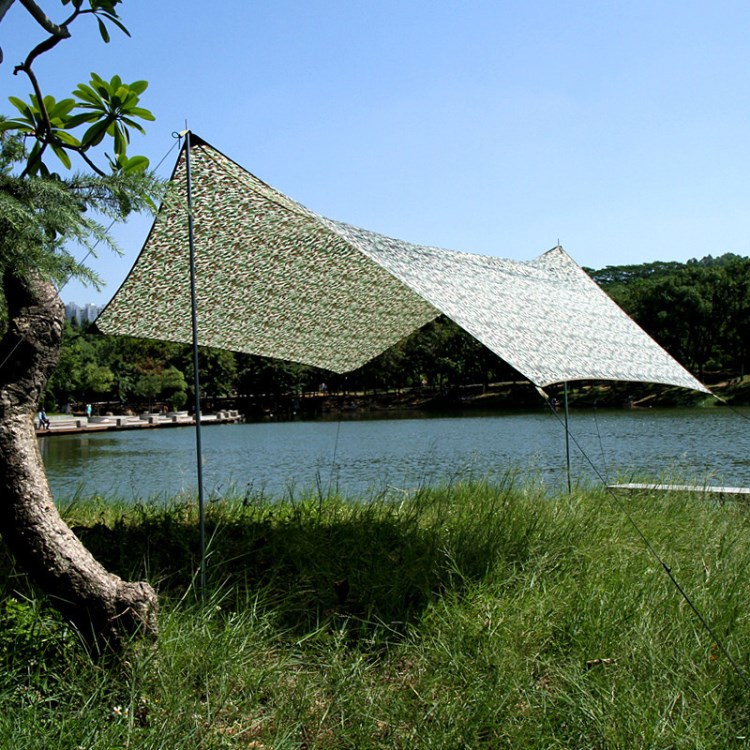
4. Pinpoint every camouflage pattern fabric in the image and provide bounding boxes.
[95,134,708,393]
